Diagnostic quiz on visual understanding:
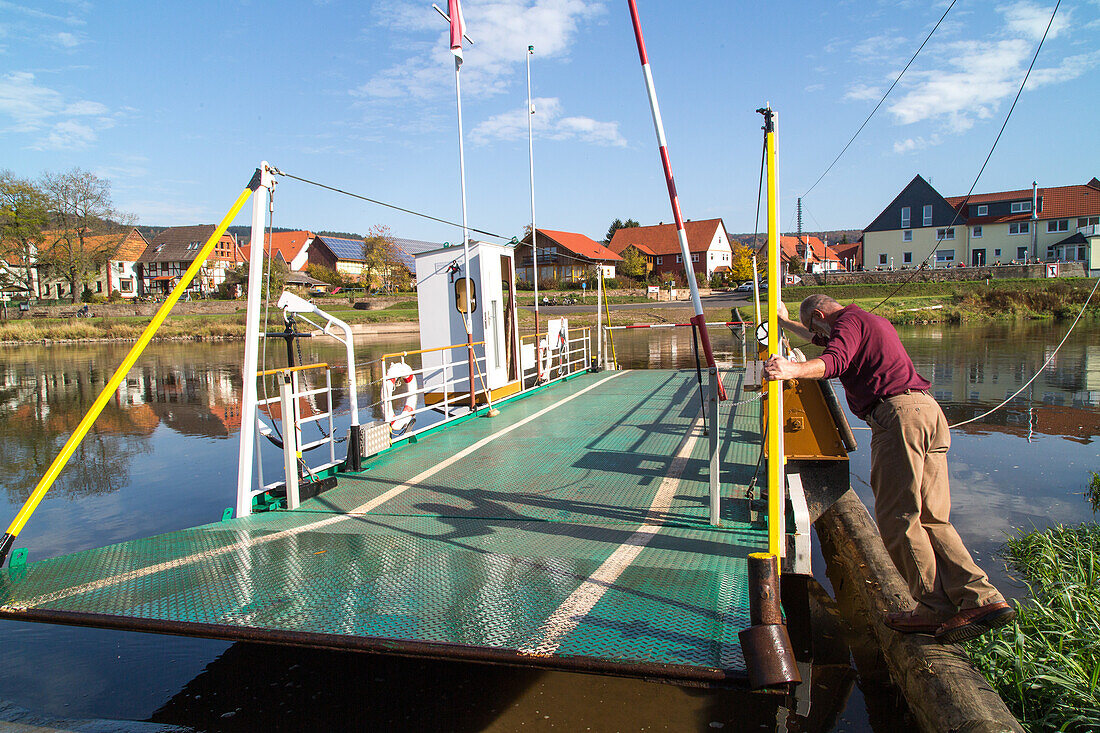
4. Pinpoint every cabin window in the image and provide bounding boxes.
[936,228,955,240]
[1010,201,1031,214]
[903,252,912,263]
[902,230,912,242]
[973,226,982,238]
[454,278,477,314]
[1046,219,1068,233]
[900,207,910,228]
[1008,222,1029,235]
[977,205,988,216]
[923,205,932,226]
[879,253,888,265]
